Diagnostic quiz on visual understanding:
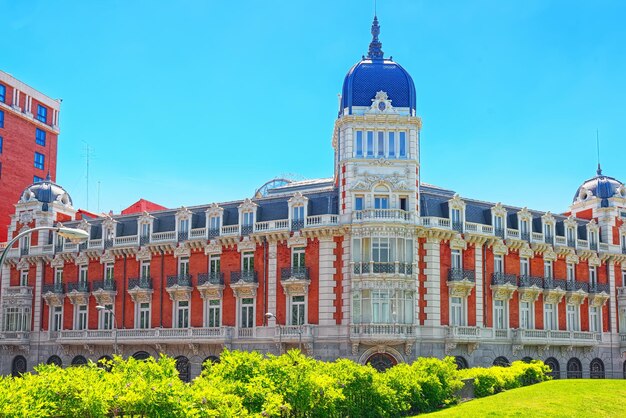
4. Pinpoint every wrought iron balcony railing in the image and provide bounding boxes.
[20,247,29,256]
[177,231,189,242]
[128,277,153,290]
[447,268,476,282]
[67,281,90,293]
[589,283,610,294]
[353,262,412,275]
[491,272,517,286]
[167,274,192,287]
[104,239,113,249]
[197,272,225,286]
[139,235,150,245]
[520,232,531,241]
[544,235,554,245]
[565,281,588,292]
[494,228,505,239]
[231,270,258,283]
[281,267,310,281]
[240,224,254,235]
[291,219,304,231]
[518,275,543,288]
[451,221,463,233]
[543,278,566,290]
[207,228,220,239]
[567,239,576,248]
[590,242,598,251]
[92,279,116,291]
[42,282,65,294]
